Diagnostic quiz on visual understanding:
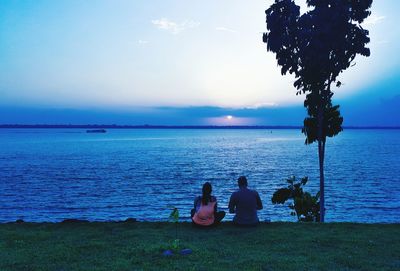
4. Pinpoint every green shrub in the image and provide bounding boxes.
[272,176,320,222]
